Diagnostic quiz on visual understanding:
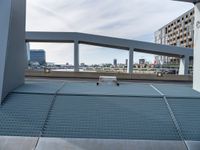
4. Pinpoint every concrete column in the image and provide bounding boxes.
[74,40,79,72]
[179,56,189,75]
[127,48,134,74]
[0,0,26,104]
[193,2,200,92]
[26,42,30,61]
